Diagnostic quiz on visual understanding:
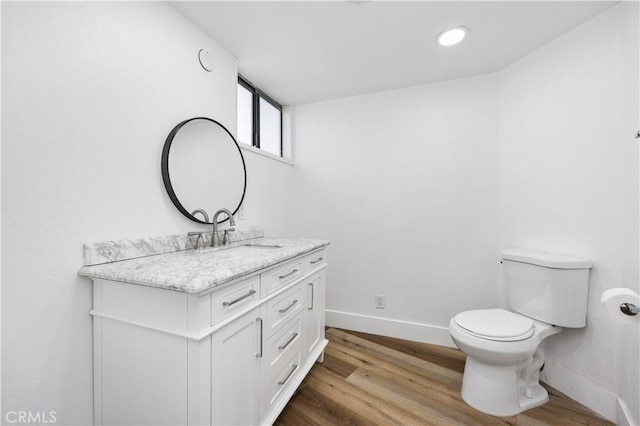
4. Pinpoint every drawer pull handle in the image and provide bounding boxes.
[278,269,299,280]
[223,289,256,307]
[279,299,298,314]
[256,318,263,358]
[278,332,298,350]
[308,283,314,310]
[278,364,298,386]
[310,257,324,265]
